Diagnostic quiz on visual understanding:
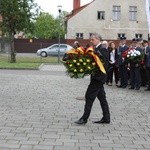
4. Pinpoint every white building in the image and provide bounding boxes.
[66,0,150,40]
